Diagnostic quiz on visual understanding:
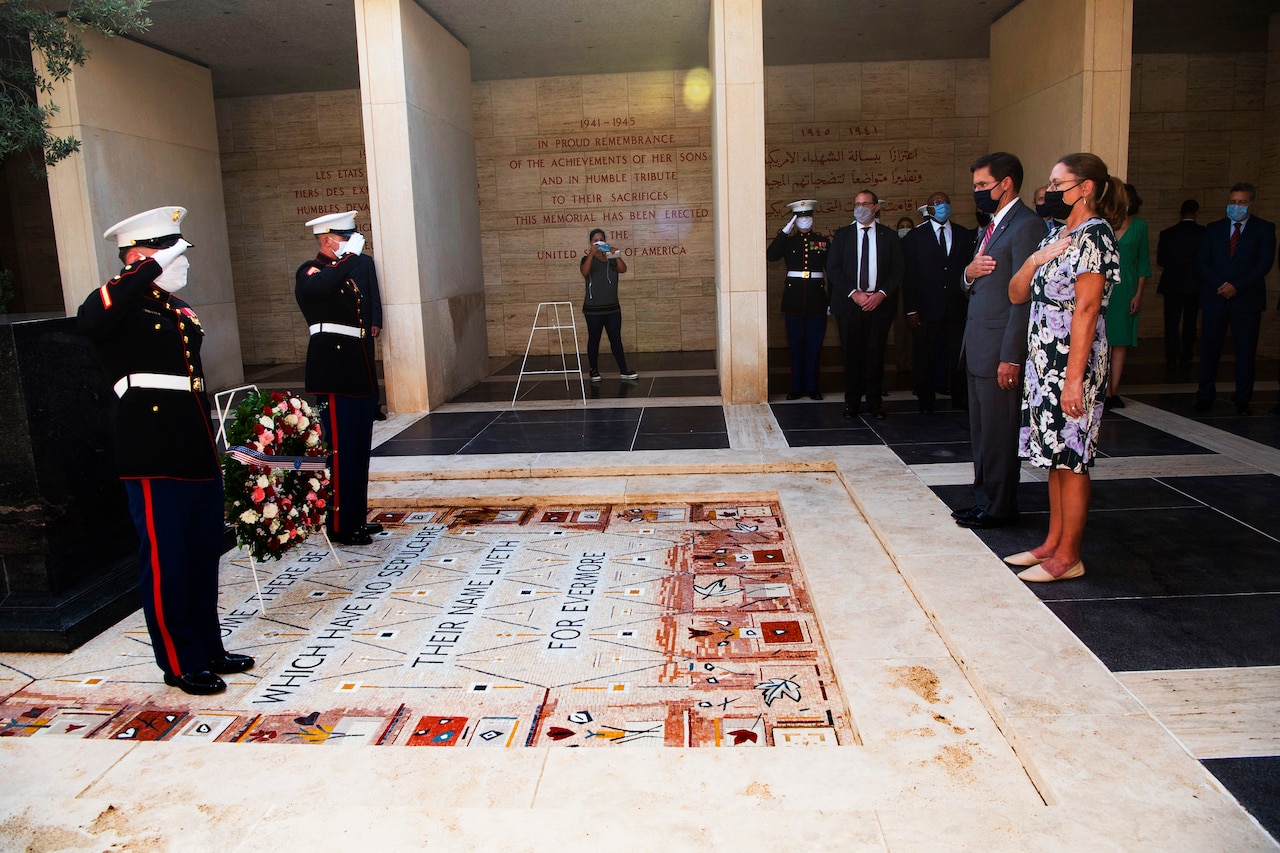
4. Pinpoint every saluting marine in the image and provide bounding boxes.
[77,206,254,696]
[767,199,830,400]
[295,210,382,546]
